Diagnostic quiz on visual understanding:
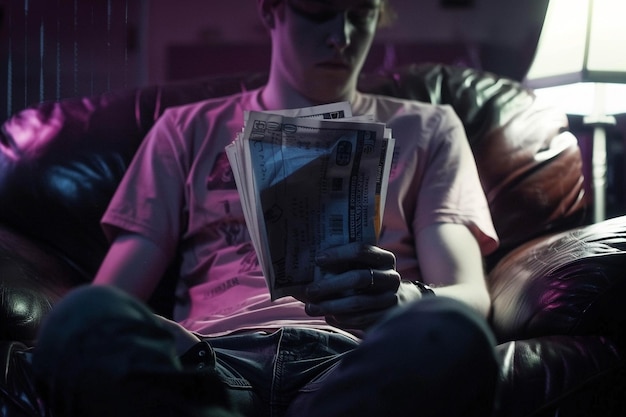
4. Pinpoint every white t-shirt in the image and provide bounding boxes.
[102,88,498,337]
